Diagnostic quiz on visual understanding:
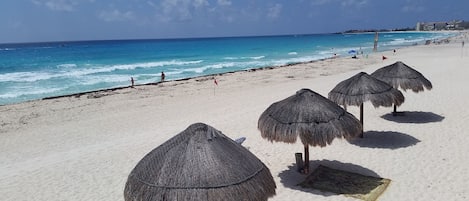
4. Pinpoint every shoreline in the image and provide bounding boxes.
[40,57,336,101]
[0,31,458,107]
[0,55,353,107]
[0,49,424,107]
